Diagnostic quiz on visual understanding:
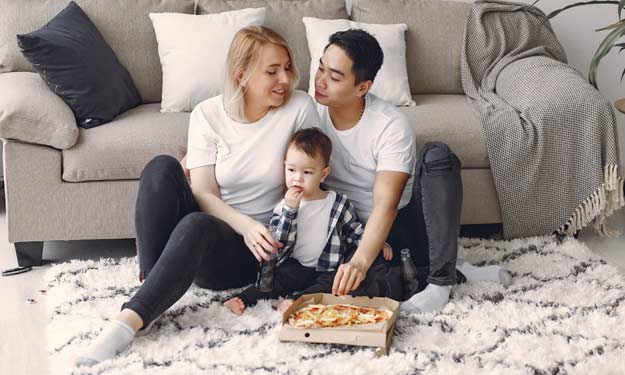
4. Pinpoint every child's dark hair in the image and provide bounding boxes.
[324,29,384,85]
[288,127,332,166]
